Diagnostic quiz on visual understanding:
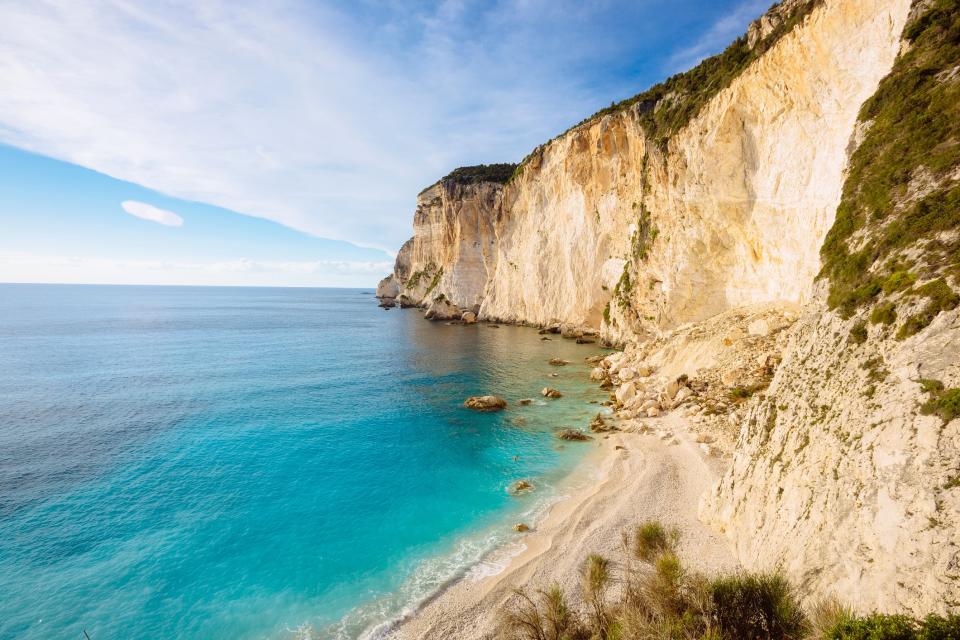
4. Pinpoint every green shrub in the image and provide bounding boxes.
[870,303,897,325]
[849,321,869,344]
[921,388,960,423]
[919,613,960,639]
[819,0,960,323]
[828,614,919,639]
[708,573,809,640]
[634,521,675,561]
